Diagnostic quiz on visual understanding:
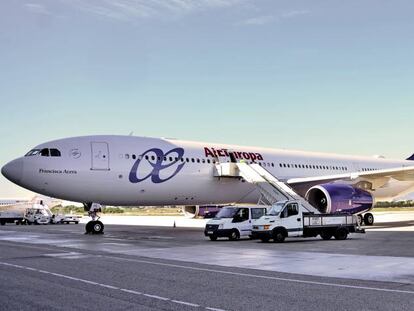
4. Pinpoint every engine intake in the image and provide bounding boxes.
[305,183,374,214]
